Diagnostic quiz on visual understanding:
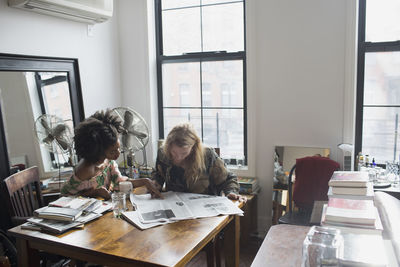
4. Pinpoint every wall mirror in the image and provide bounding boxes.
[272,145,330,224]
[0,54,84,180]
